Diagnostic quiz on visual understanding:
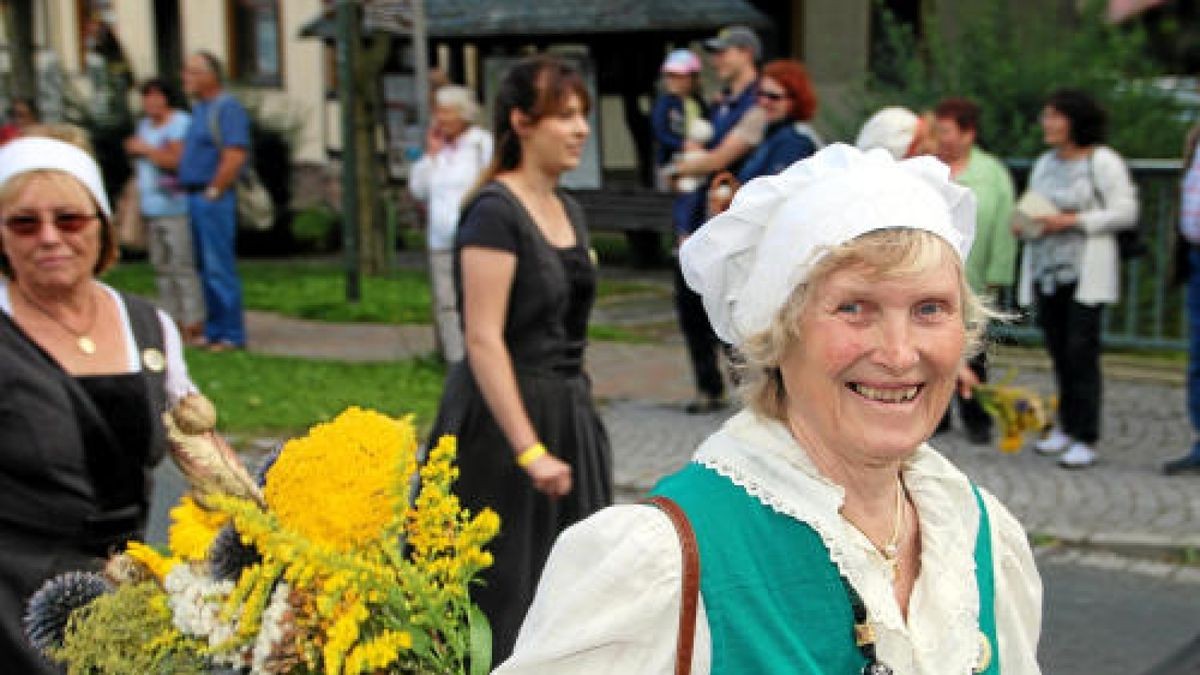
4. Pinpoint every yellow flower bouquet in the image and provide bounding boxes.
[24,399,499,674]
[972,372,1057,453]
